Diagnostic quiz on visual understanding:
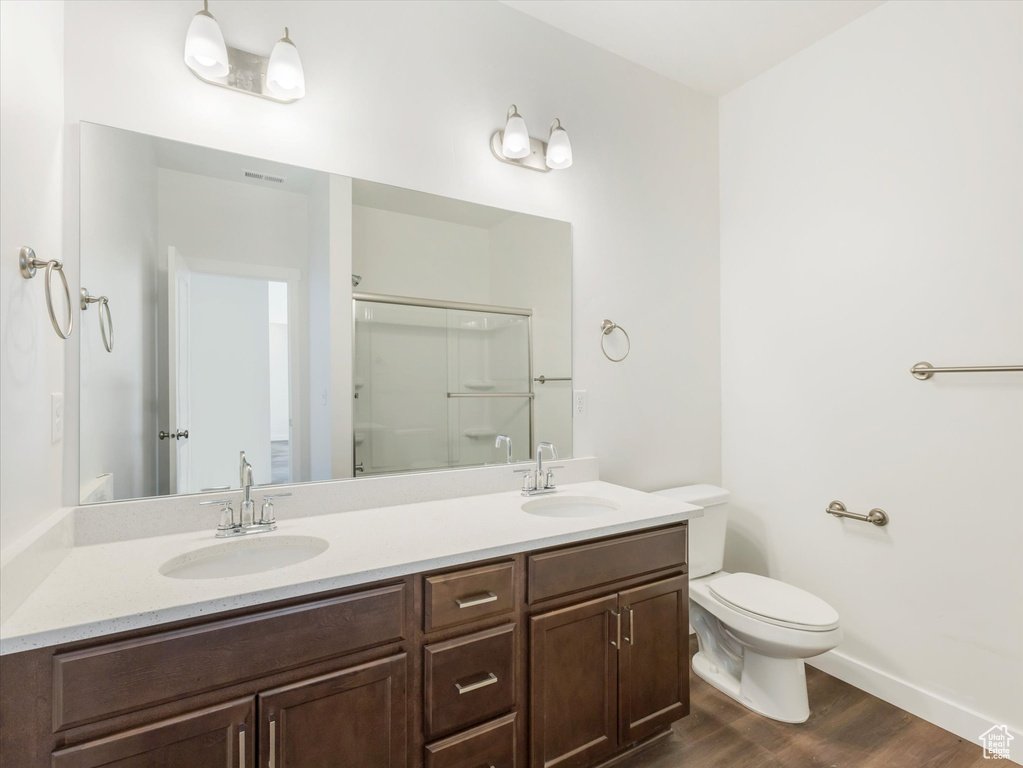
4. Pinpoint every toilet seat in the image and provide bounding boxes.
[708,573,840,632]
